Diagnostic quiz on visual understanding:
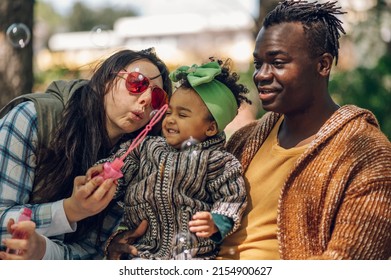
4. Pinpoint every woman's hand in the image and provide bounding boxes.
[106,220,148,260]
[188,211,218,238]
[64,164,117,224]
[0,219,46,260]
